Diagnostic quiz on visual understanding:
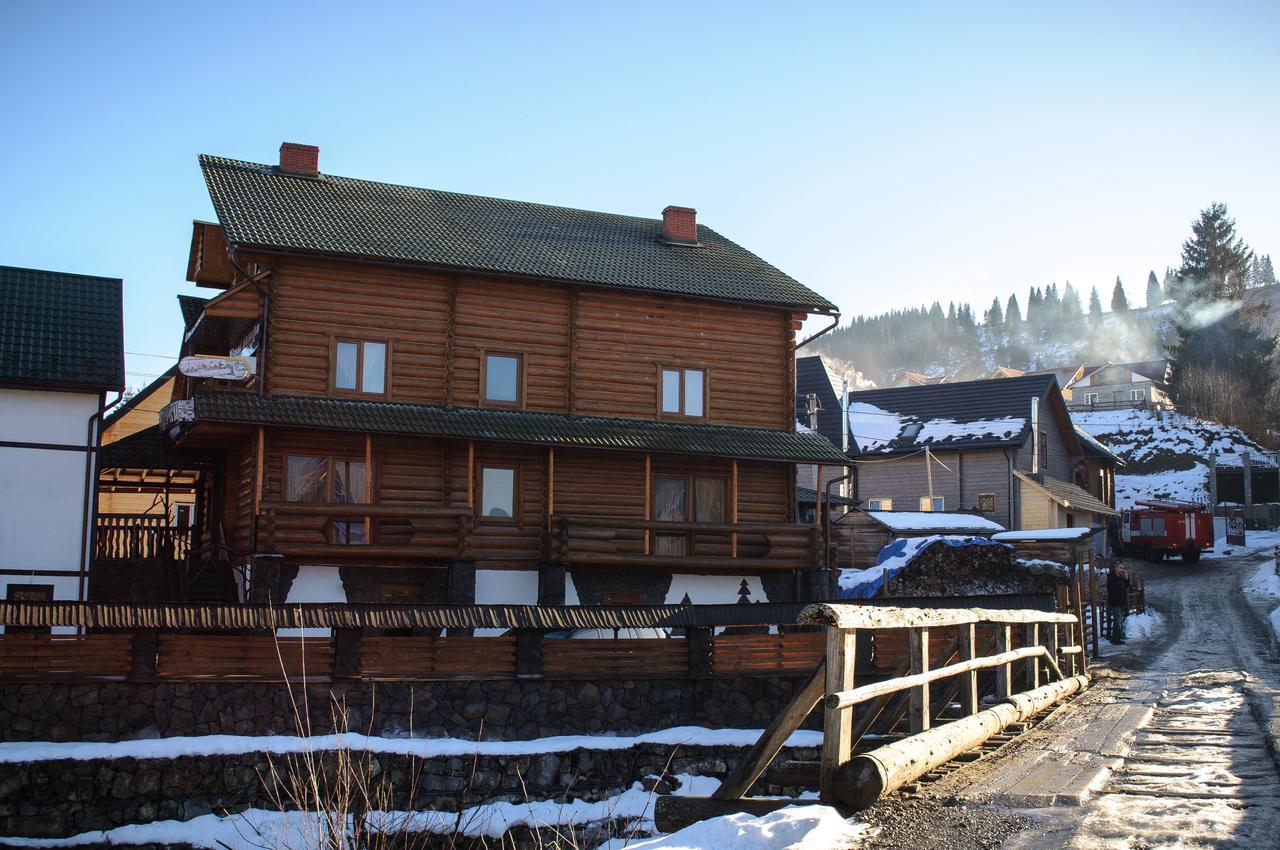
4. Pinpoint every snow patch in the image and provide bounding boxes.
[593,805,870,850]
[867,511,1004,533]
